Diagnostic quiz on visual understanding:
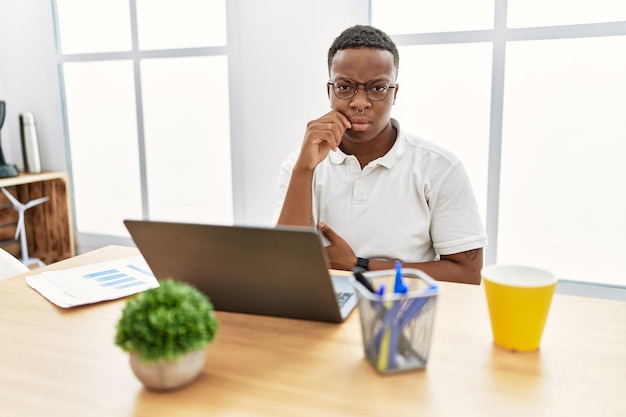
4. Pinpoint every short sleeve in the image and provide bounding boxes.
[427,161,488,255]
